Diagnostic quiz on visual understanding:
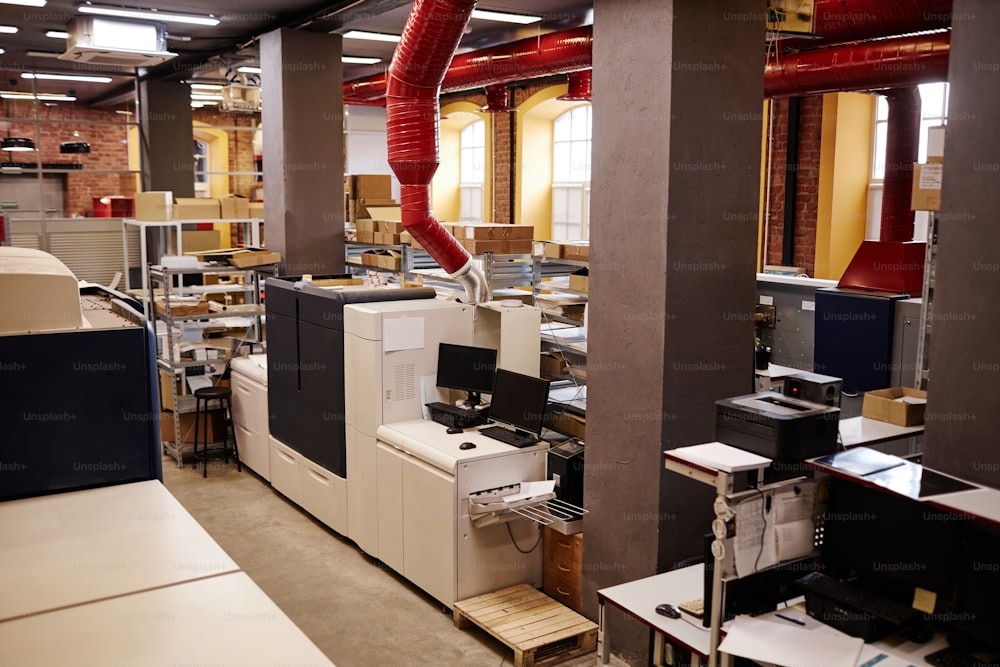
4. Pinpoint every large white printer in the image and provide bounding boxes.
[230,353,269,480]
